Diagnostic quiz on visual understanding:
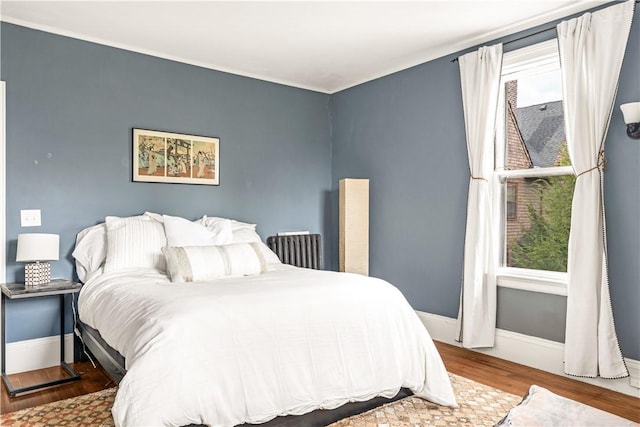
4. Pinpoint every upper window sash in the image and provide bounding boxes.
[495,39,563,173]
